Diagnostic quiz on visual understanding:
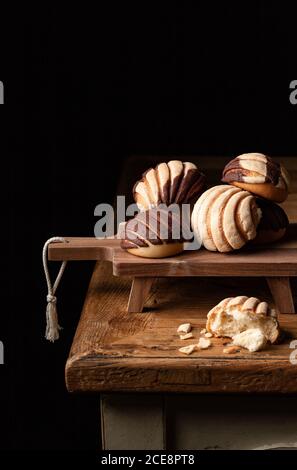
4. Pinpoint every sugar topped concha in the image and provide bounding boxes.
[191,185,262,252]
[133,160,206,211]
